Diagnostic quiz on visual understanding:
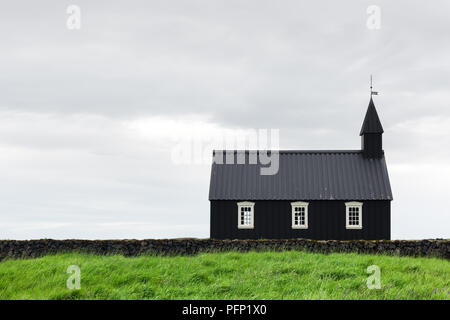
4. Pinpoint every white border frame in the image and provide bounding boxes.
[345,201,363,229]
[237,201,254,229]
[291,201,309,229]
